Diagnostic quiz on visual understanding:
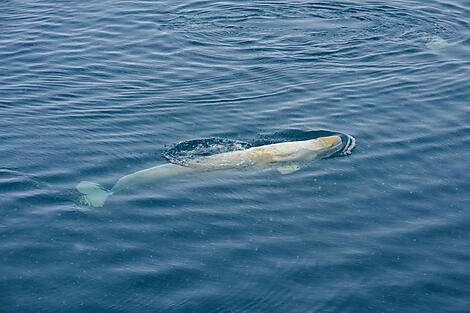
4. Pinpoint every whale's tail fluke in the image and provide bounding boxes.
[76,181,113,207]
